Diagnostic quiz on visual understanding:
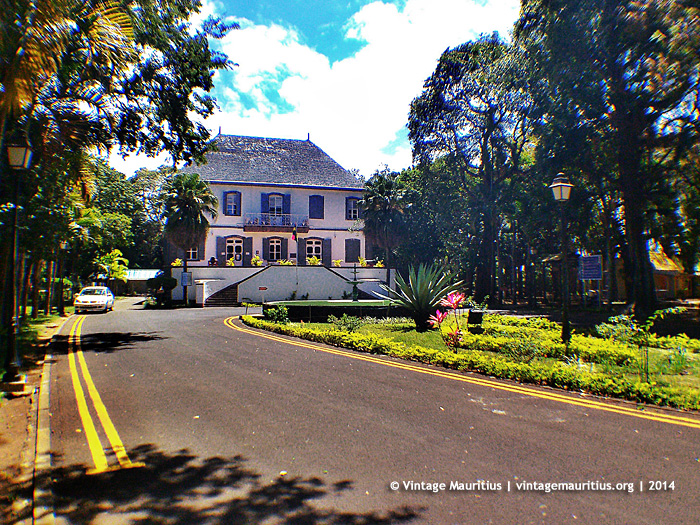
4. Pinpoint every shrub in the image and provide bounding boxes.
[251,255,263,267]
[308,255,322,266]
[264,305,289,324]
[328,314,364,332]
[377,263,462,332]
